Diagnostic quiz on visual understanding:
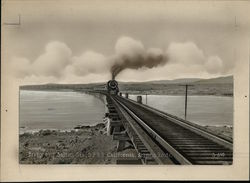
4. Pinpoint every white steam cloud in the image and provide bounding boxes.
[166,42,226,74]
[33,41,72,77]
[10,37,229,84]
